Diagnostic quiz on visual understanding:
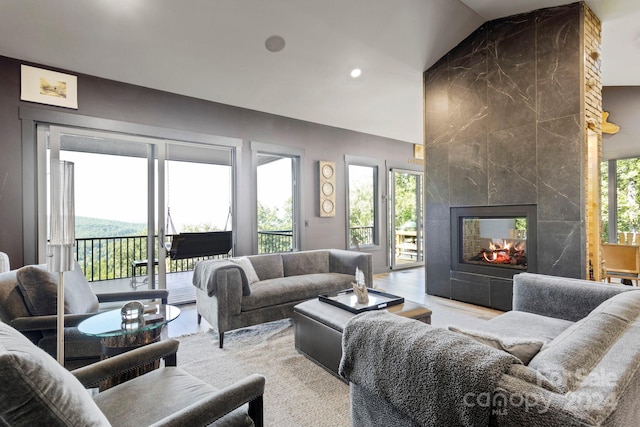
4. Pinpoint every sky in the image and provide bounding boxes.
[61,150,292,232]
